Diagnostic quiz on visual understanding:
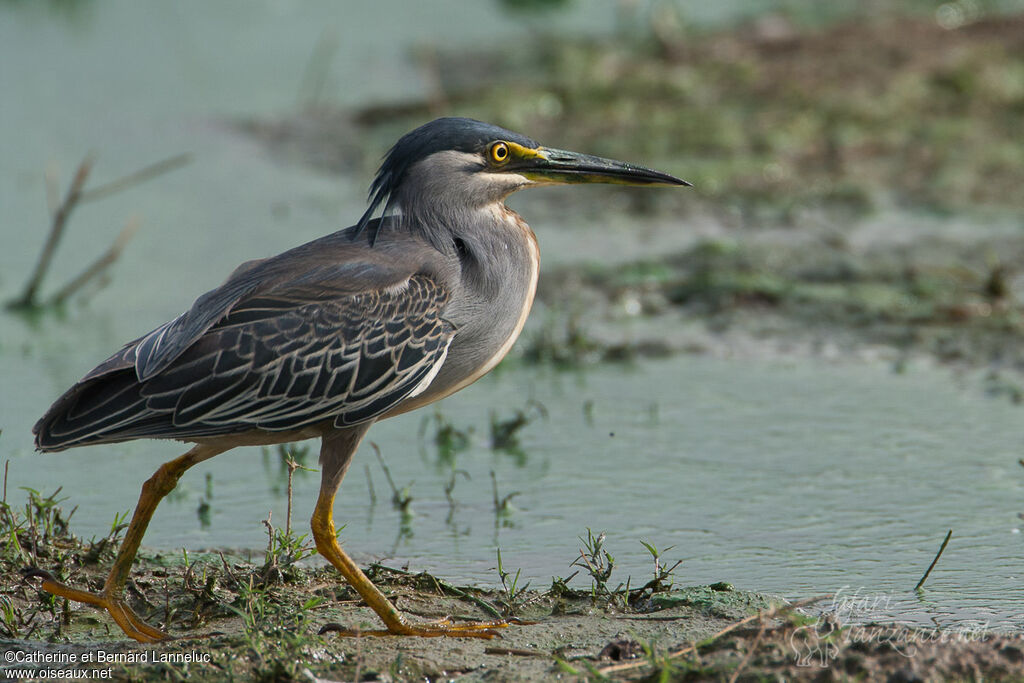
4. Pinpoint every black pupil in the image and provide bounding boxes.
[495,145,506,159]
